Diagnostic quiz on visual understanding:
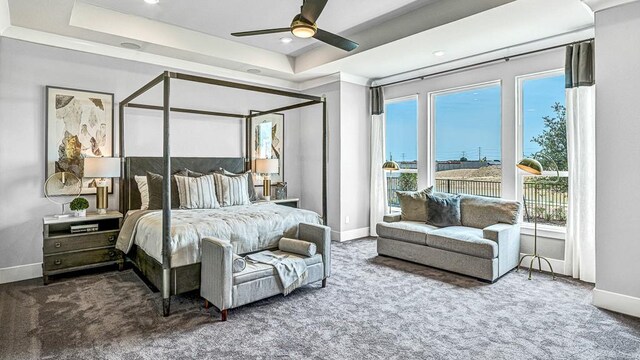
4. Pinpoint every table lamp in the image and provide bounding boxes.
[84,157,121,214]
[255,158,279,201]
[382,160,400,214]
[516,155,559,280]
